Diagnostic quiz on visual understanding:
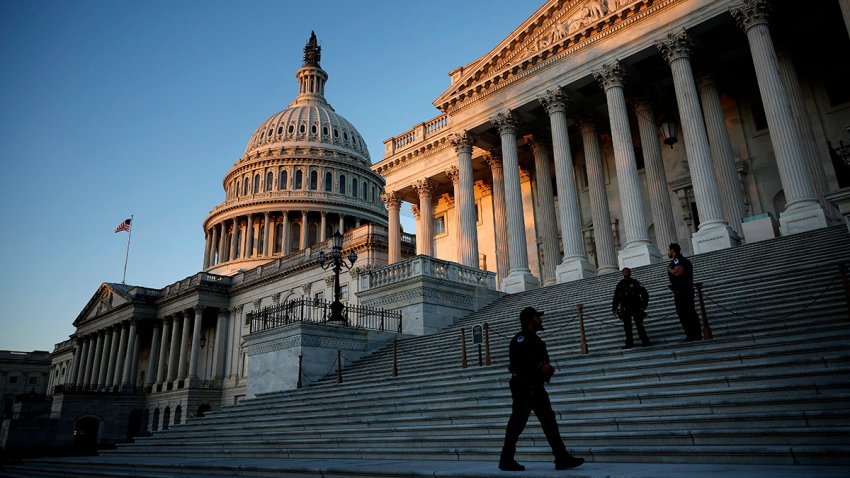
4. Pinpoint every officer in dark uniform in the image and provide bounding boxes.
[667,243,702,342]
[499,307,584,472]
[612,267,651,348]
